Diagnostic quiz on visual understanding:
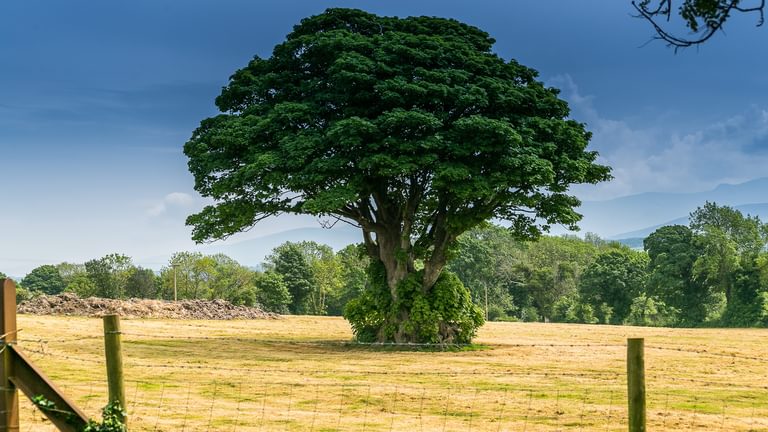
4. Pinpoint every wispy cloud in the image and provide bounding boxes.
[146,192,196,217]
[550,75,768,201]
